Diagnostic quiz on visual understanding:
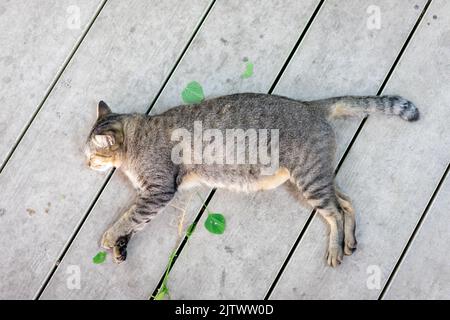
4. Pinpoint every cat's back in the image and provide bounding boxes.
[159,92,323,130]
